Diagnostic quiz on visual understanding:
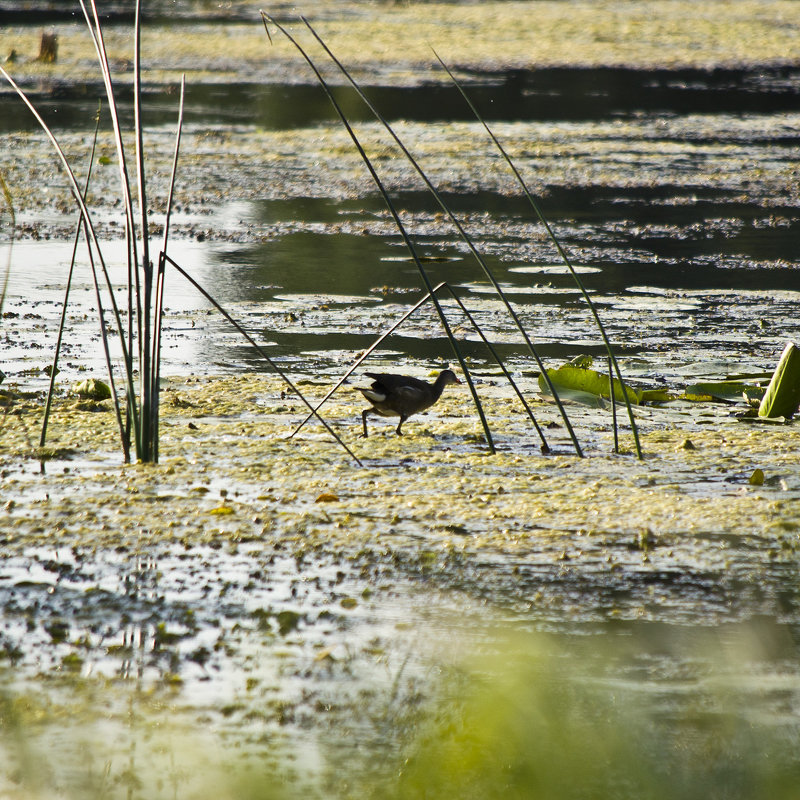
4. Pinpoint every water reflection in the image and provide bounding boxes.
[182,185,800,371]
[6,181,800,386]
